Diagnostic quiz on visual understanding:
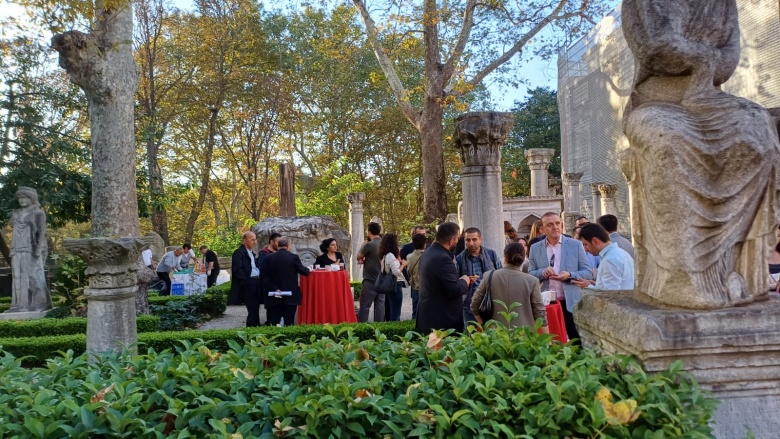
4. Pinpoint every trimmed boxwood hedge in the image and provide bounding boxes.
[0,296,10,304]
[0,320,415,366]
[0,315,160,338]
[0,303,9,313]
